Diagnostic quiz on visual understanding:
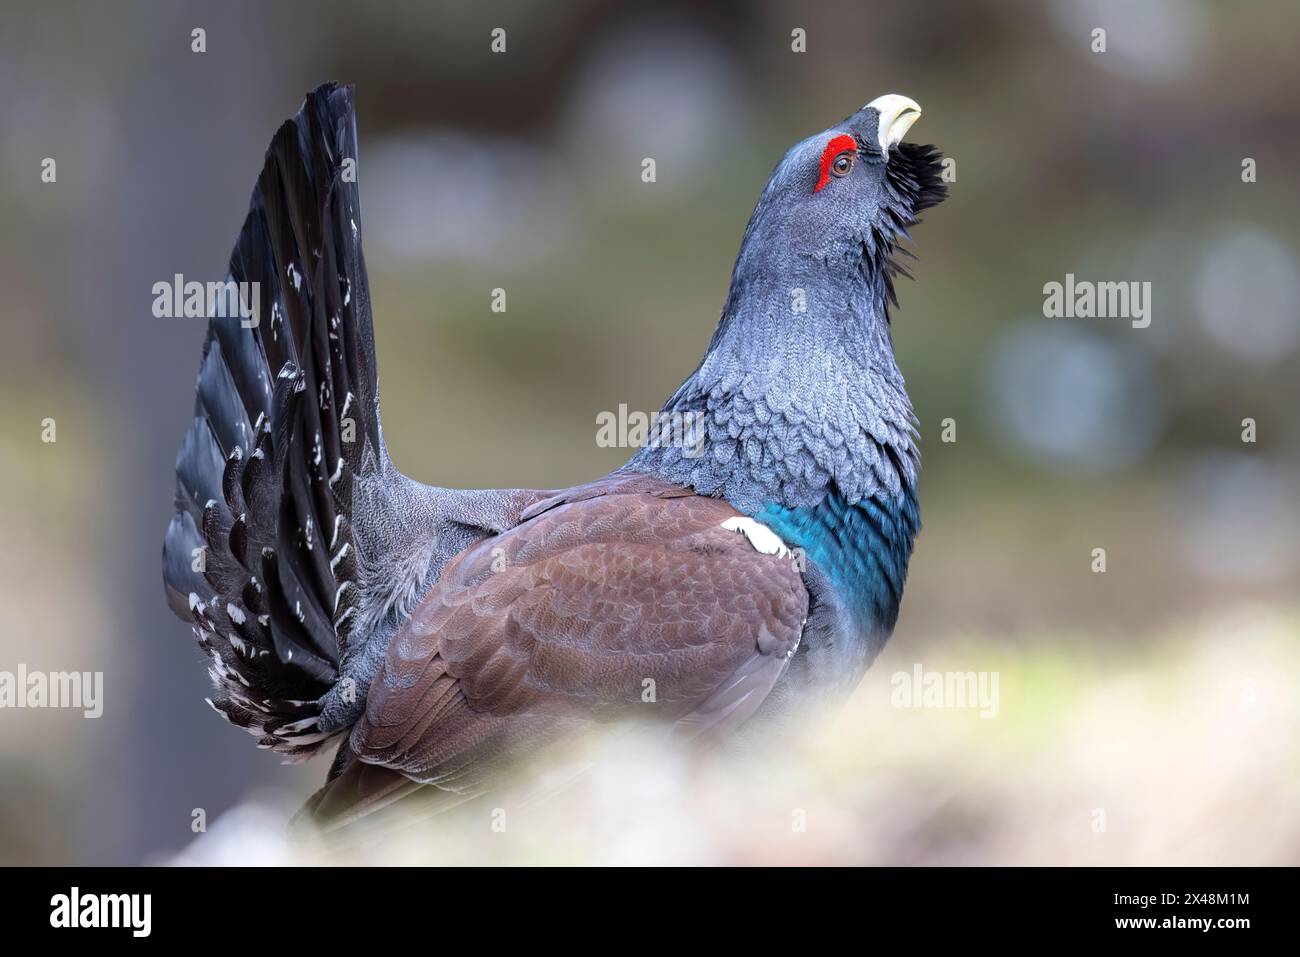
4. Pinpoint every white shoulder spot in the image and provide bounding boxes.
[720,516,791,559]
